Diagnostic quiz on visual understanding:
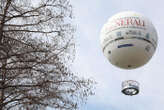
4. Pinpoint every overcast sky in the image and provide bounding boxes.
[69,0,164,110]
